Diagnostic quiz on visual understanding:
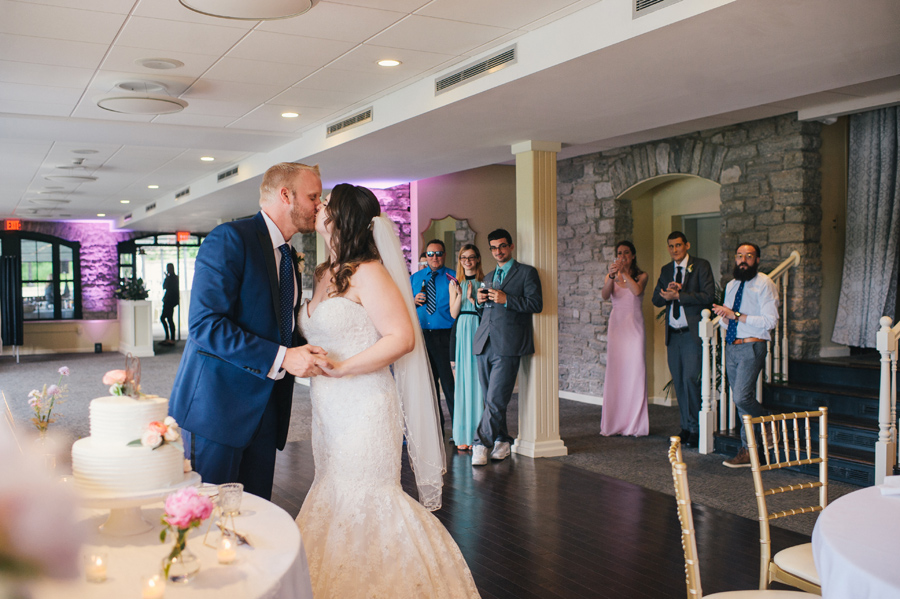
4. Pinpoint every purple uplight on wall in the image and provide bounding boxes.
[371,184,412,271]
